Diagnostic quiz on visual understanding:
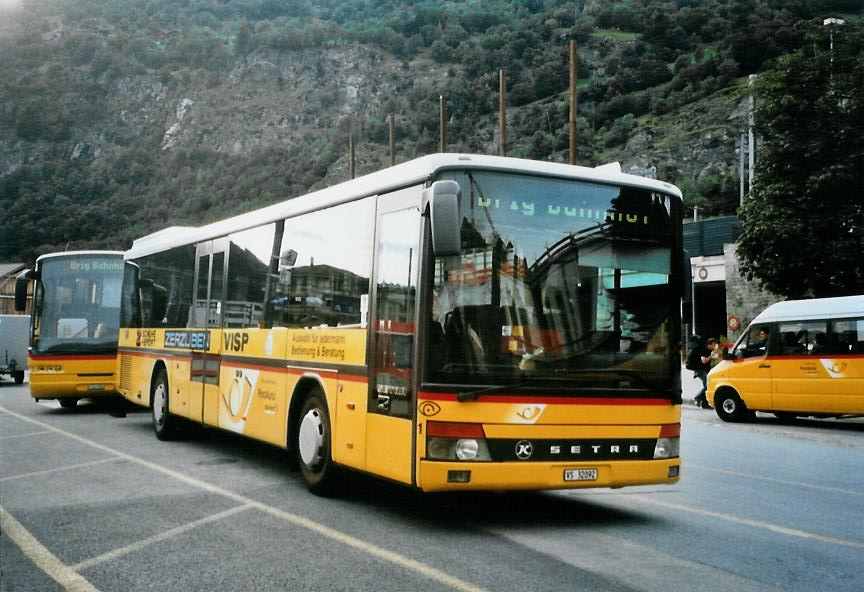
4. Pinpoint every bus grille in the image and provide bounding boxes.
[119,354,132,391]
